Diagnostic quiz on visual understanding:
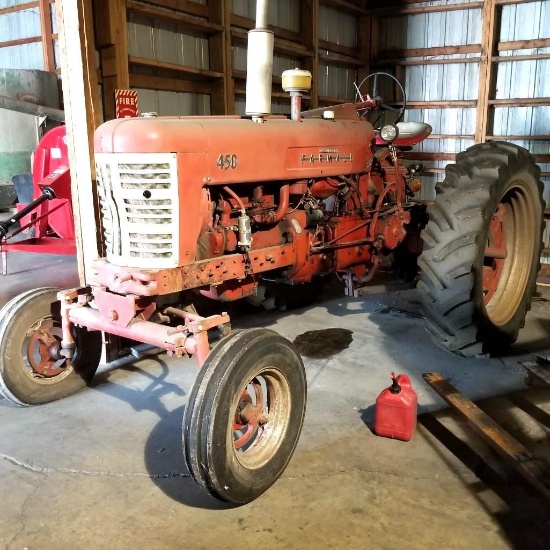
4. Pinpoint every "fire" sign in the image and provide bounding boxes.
[115,90,139,118]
